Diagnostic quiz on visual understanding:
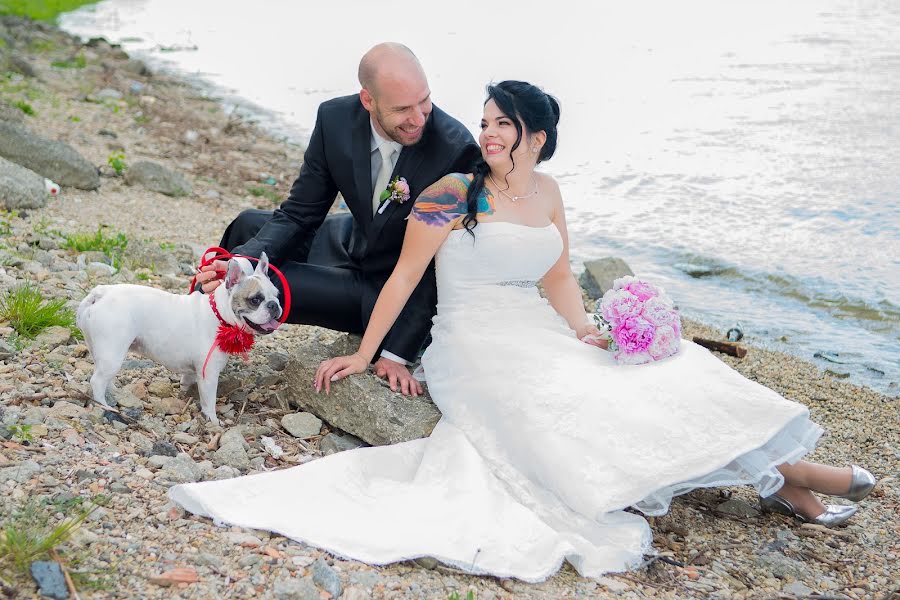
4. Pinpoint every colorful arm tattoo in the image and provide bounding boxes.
[411,173,495,227]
